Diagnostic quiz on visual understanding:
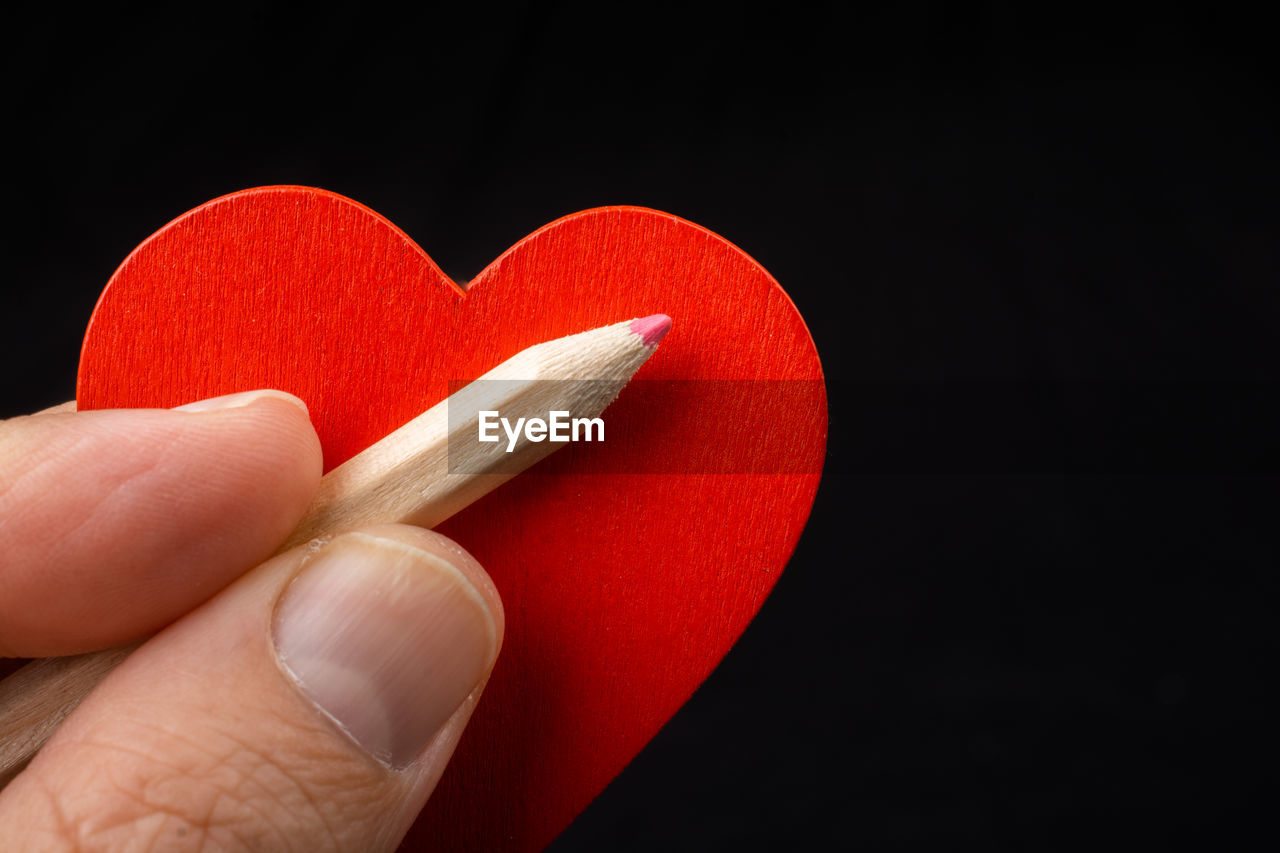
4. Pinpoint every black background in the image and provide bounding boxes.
[3,3,1275,849]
